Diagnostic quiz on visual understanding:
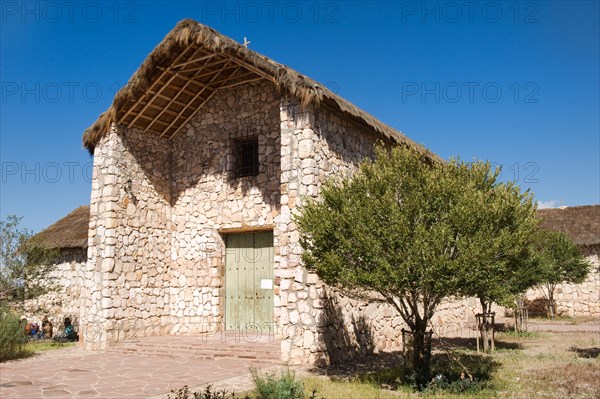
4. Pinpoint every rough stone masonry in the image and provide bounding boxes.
[22,78,593,365]
[77,80,478,364]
